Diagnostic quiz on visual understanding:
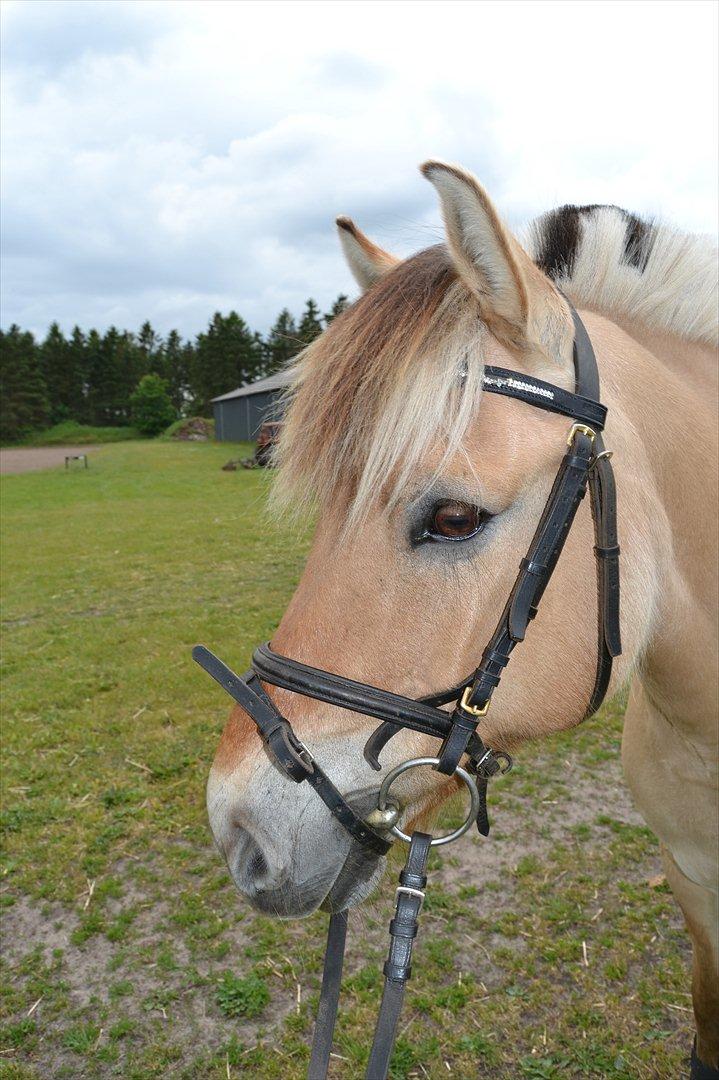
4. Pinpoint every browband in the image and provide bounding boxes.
[482,366,607,430]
